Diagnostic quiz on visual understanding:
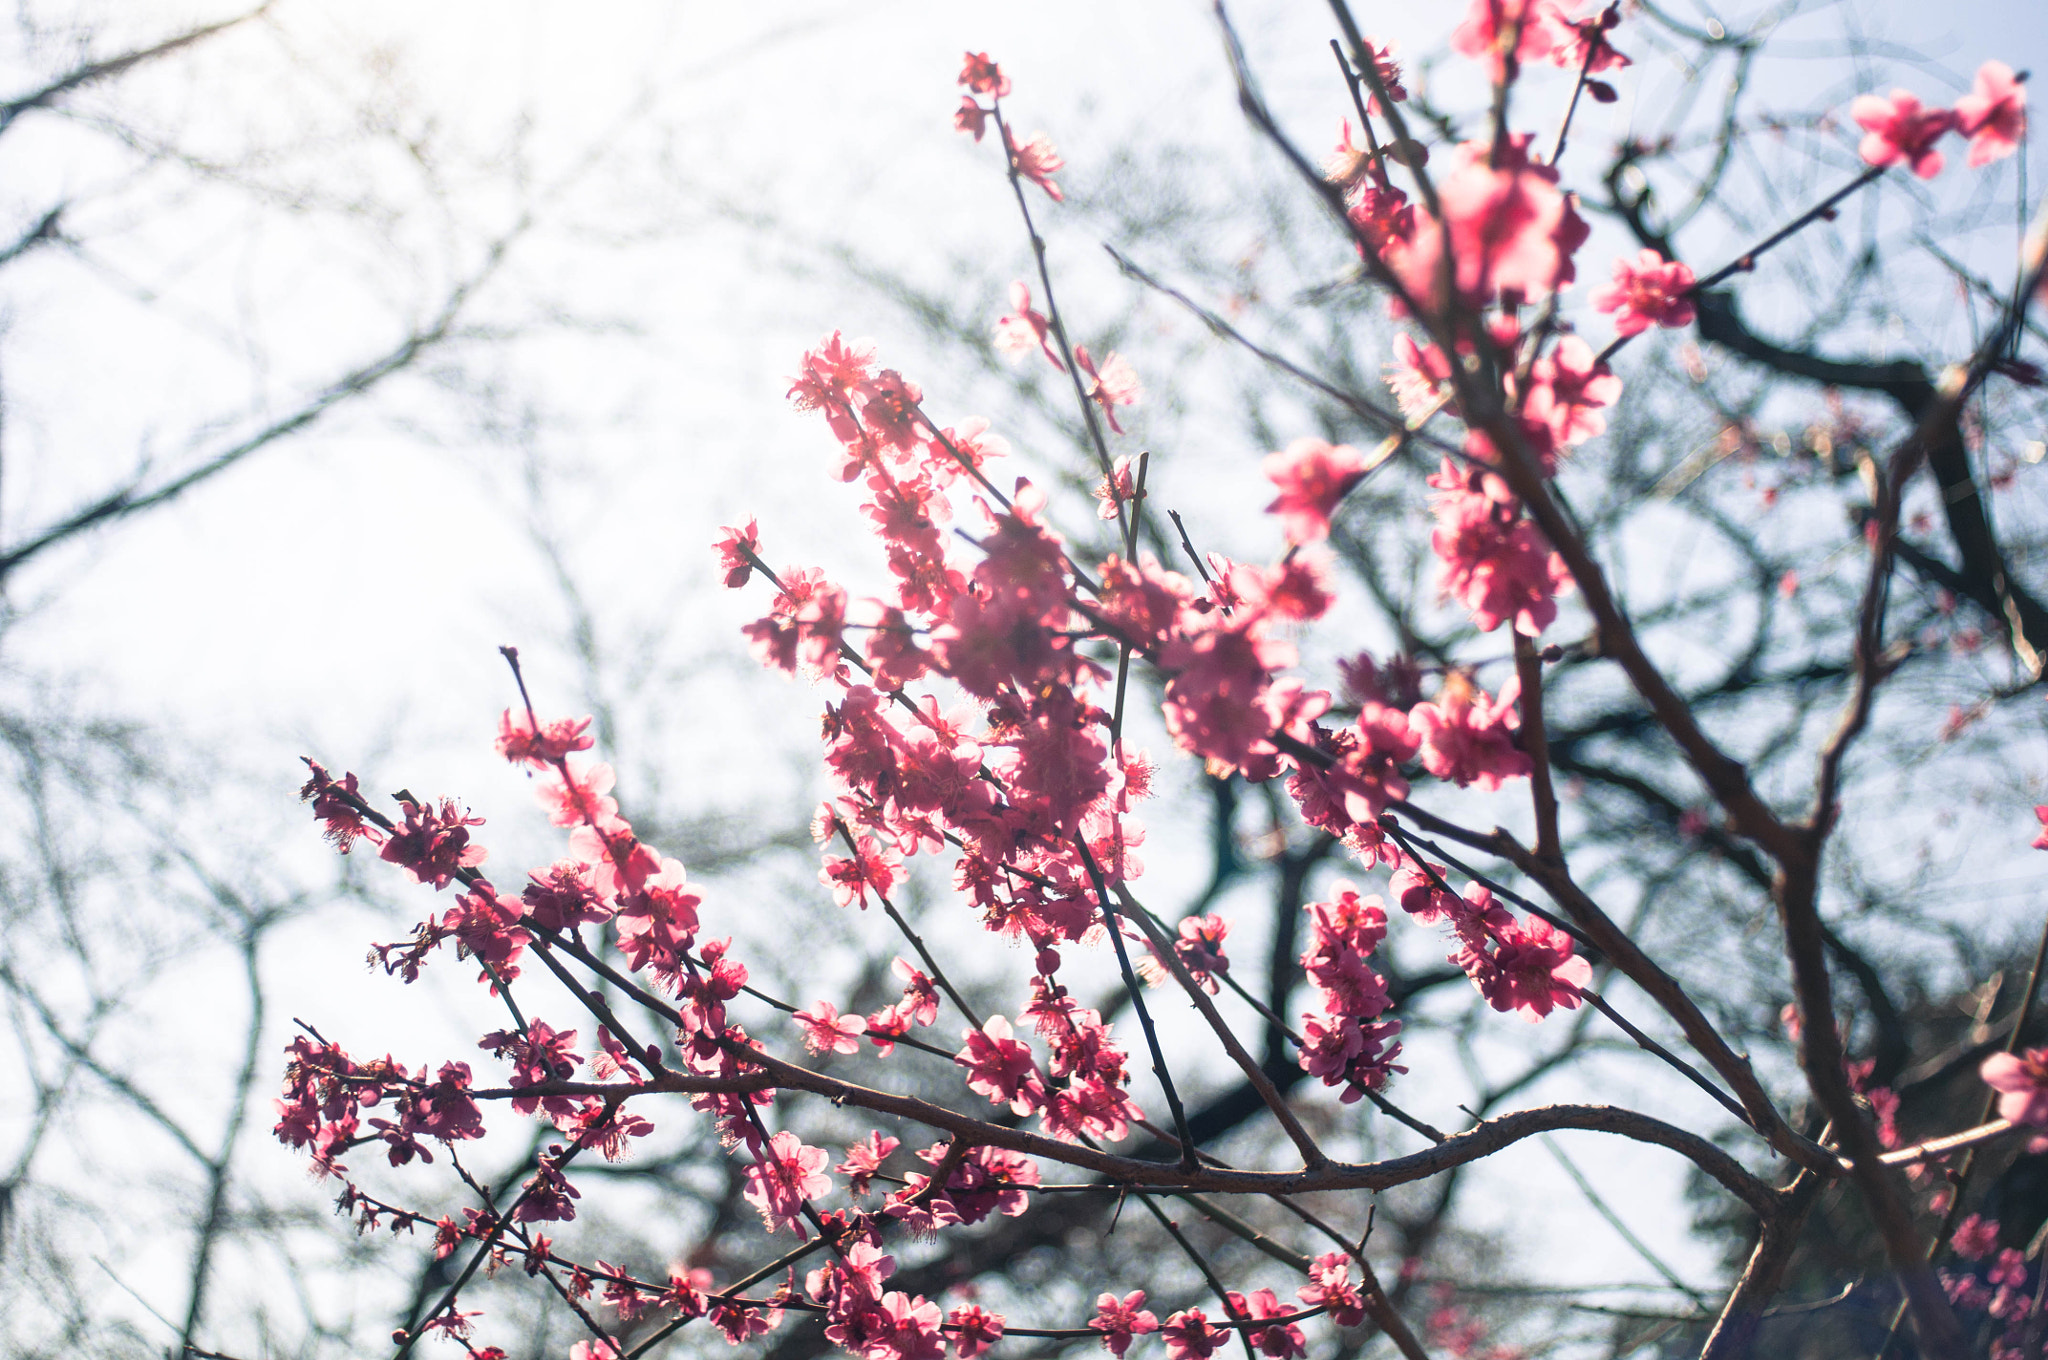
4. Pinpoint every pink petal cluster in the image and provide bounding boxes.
[1380,137,1590,314]
[1394,862,1591,1021]
[1982,1048,2048,1127]
[1592,248,1697,338]
[1852,89,1955,178]
[1954,61,2027,167]
[1409,671,1531,791]
[1428,460,1572,636]
[1296,882,1404,1101]
[1263,437,1369,544]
